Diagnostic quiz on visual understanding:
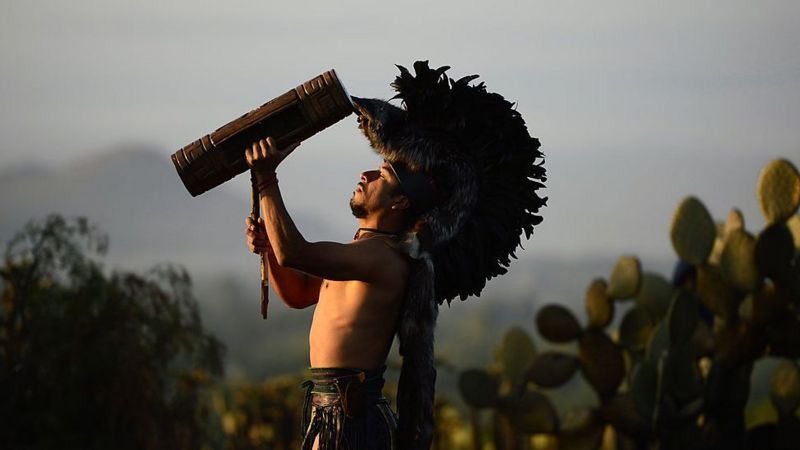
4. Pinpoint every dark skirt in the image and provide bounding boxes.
[301,367,397,450]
